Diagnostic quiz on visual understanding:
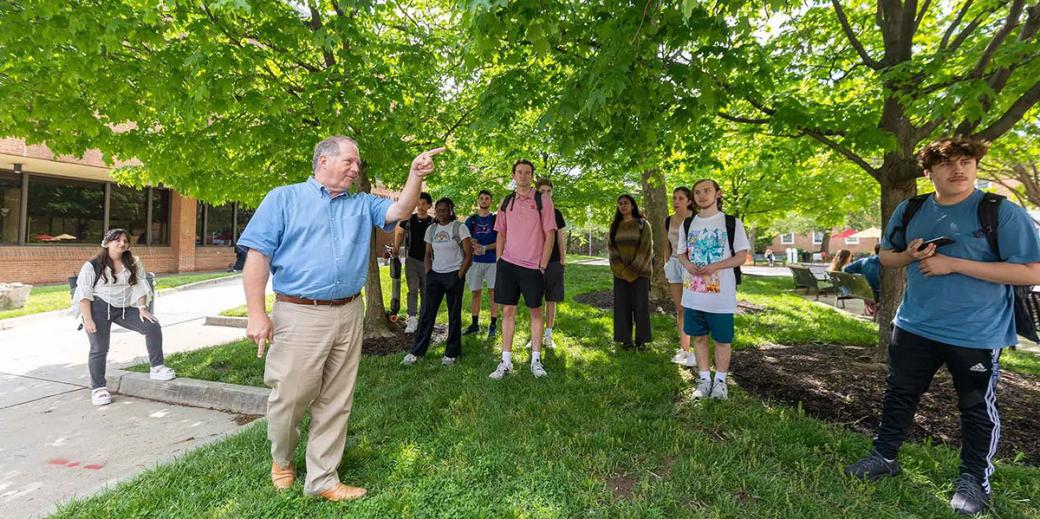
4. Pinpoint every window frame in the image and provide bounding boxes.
[780,232,795,245]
